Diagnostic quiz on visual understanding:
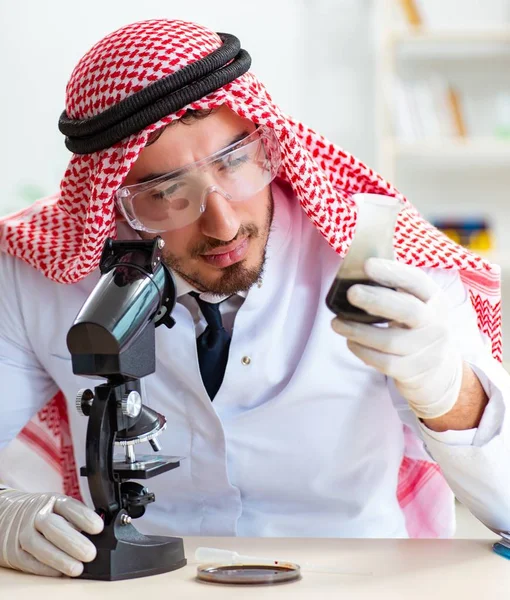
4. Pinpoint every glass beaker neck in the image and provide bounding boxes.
[354,193,402,233]
[339,193,402,279]
[353,194,401,252]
